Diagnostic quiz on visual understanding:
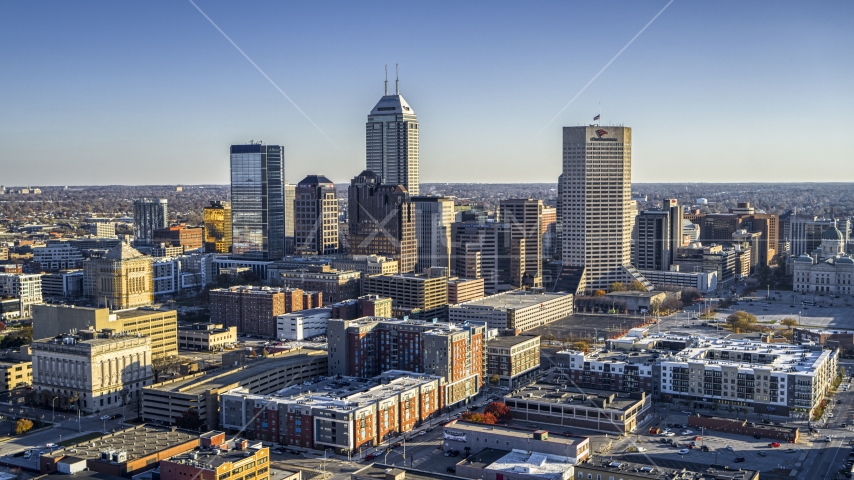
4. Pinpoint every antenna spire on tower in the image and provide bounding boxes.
[395,63,399,95]
[385,64,388,96]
